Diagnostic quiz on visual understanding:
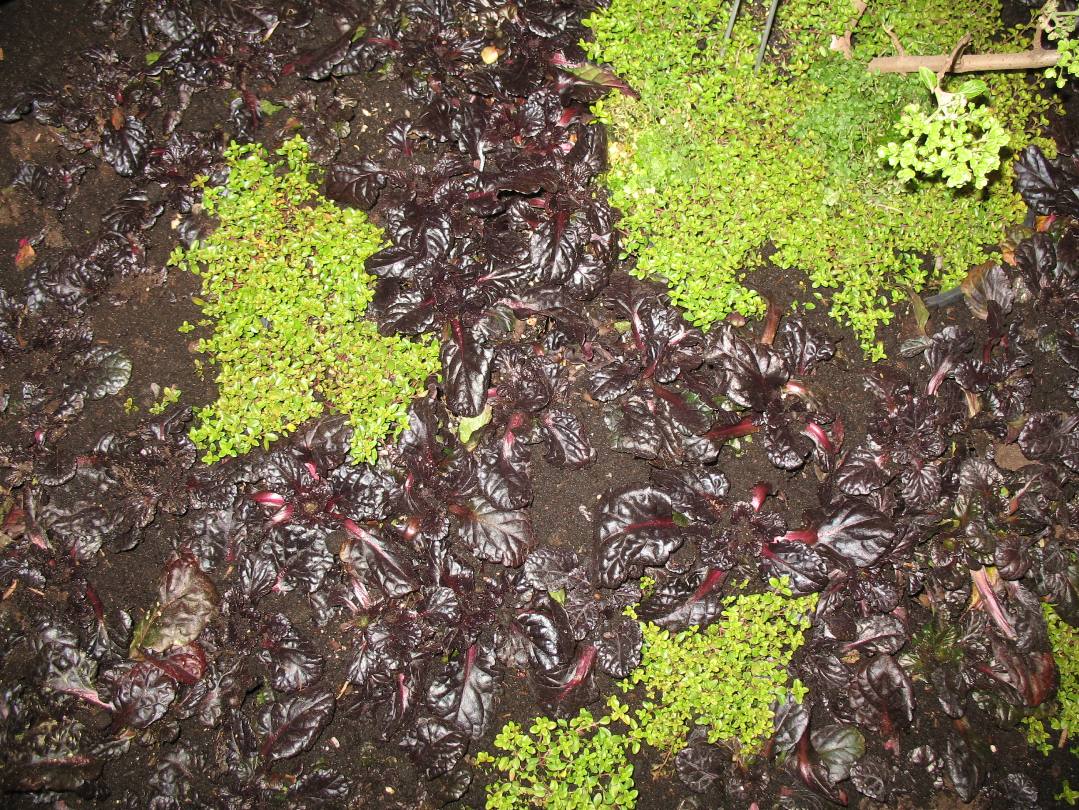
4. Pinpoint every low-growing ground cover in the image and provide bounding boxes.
[0,0,1078,808]
[171,136,439,463]
[586,0,1056,357]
